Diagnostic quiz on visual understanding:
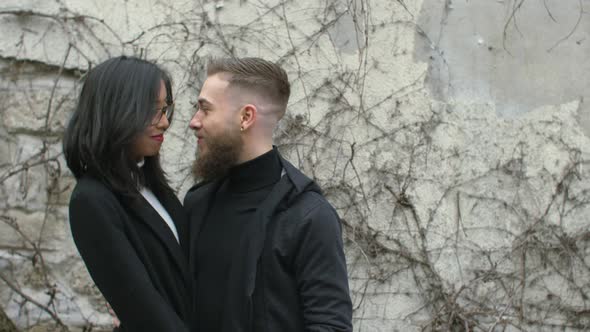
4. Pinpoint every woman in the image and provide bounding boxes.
[63,56,192,331]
